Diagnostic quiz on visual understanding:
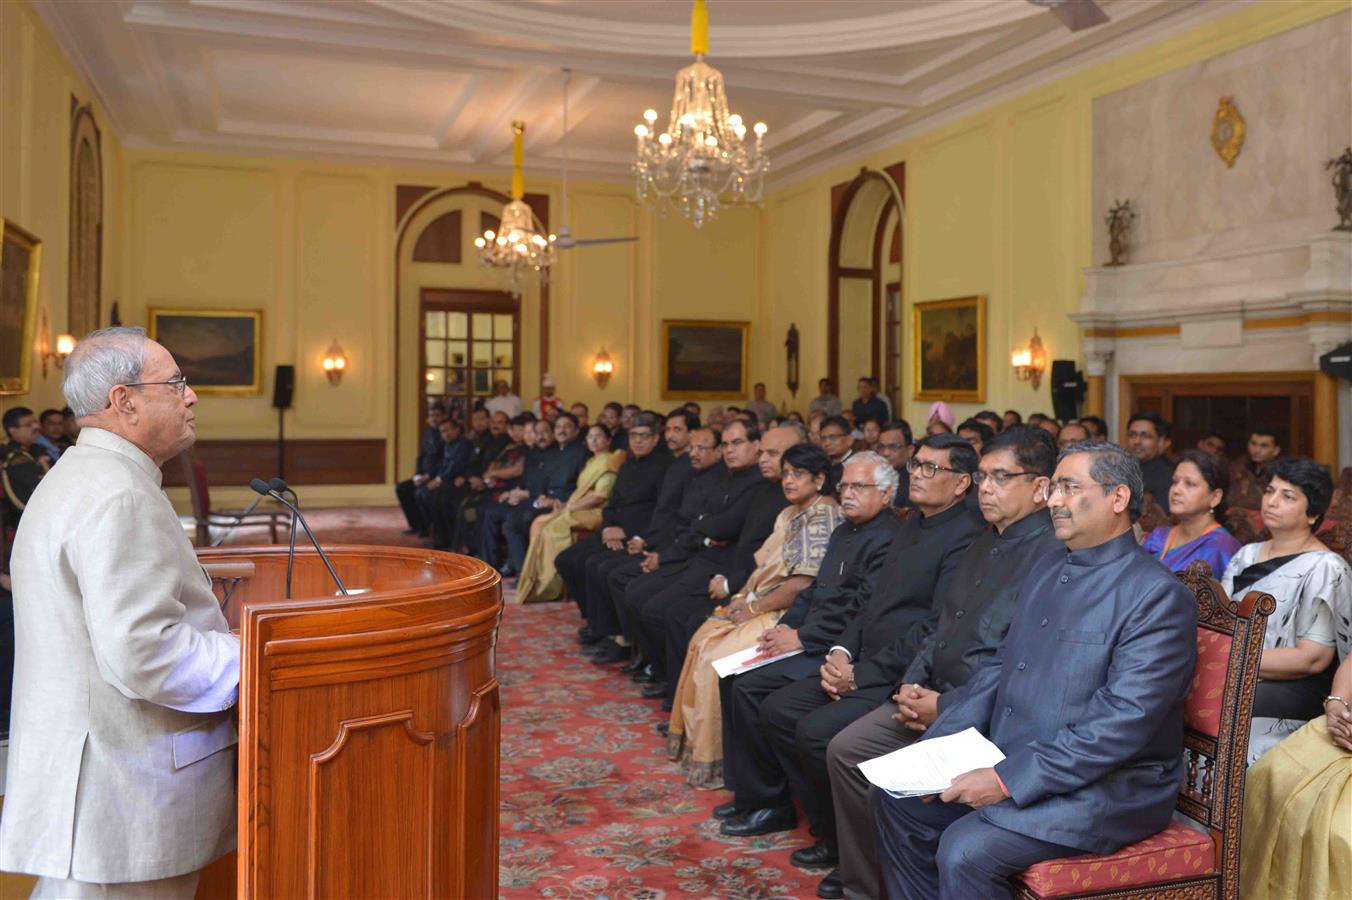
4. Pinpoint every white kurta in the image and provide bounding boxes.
[0,428,240,882]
